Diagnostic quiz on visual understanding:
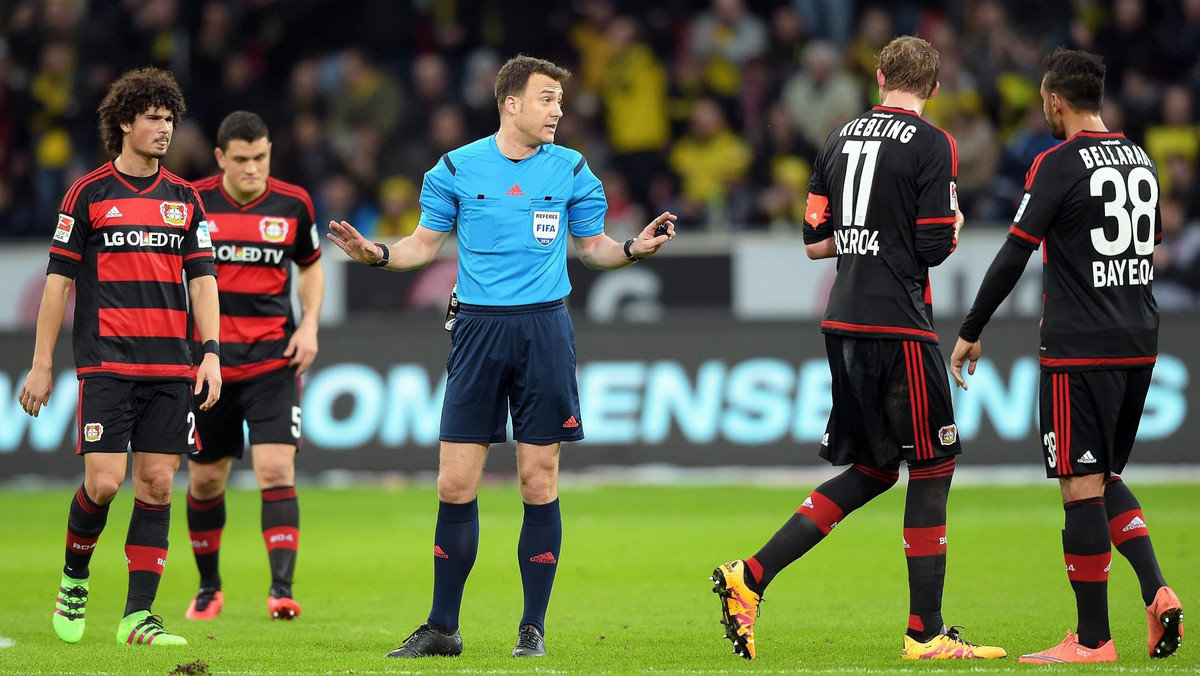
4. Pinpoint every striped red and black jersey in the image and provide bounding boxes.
[192,175,320,382]
[1007,130,1160,371]
[803,106,959,344]
[48,161,216,381]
